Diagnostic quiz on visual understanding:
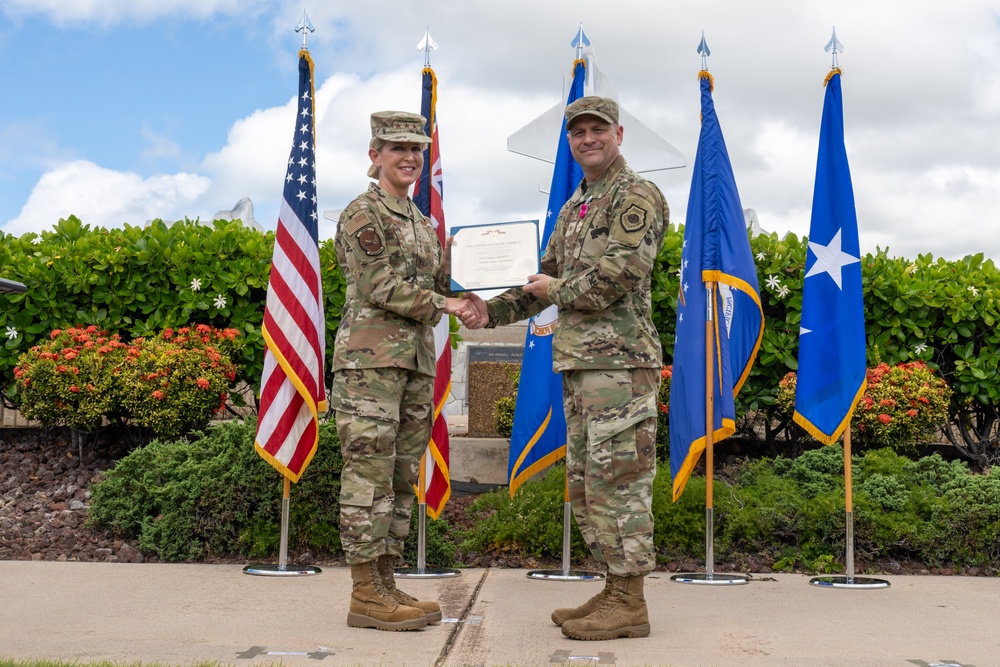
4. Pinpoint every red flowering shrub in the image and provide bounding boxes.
[13,325,241,437]
[776,361,951,452]
[118,327,240,437]
[12,327,129,430]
